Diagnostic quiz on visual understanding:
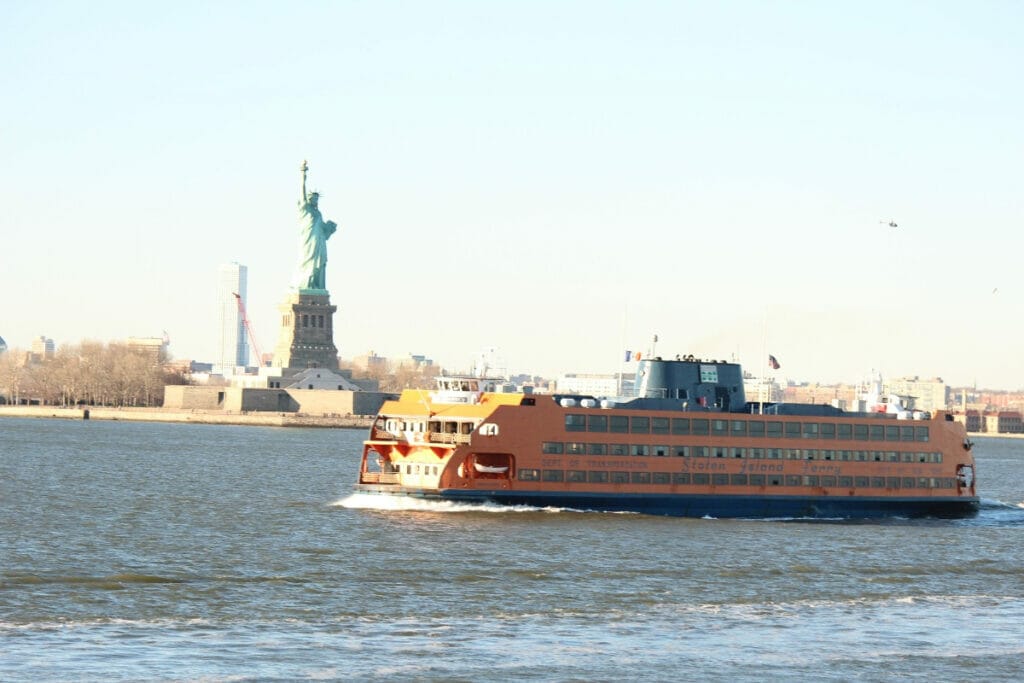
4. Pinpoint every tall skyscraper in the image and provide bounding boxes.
[216,262,249,374]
